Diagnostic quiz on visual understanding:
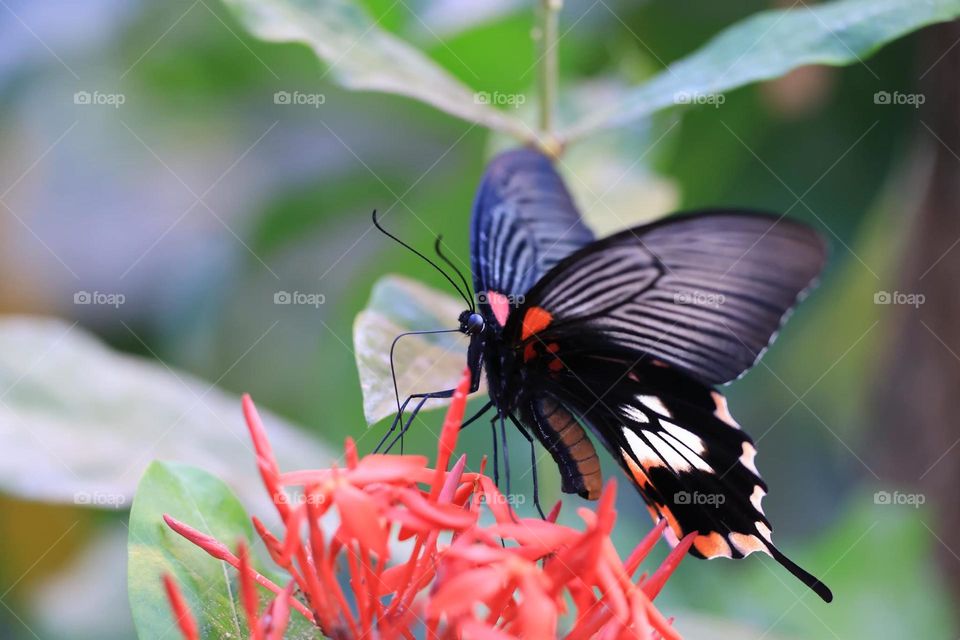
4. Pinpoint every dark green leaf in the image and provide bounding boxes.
[563,0,960,141]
